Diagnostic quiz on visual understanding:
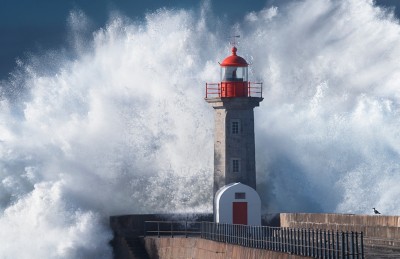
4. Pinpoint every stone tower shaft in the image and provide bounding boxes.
[206,97,263,196]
